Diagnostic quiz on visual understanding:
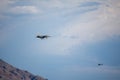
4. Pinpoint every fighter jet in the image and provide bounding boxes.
[36,35,50,39]
[98,64,103,66]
